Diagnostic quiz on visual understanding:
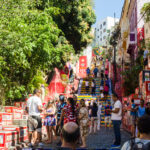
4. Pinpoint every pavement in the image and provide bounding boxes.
[23,127,130,150]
